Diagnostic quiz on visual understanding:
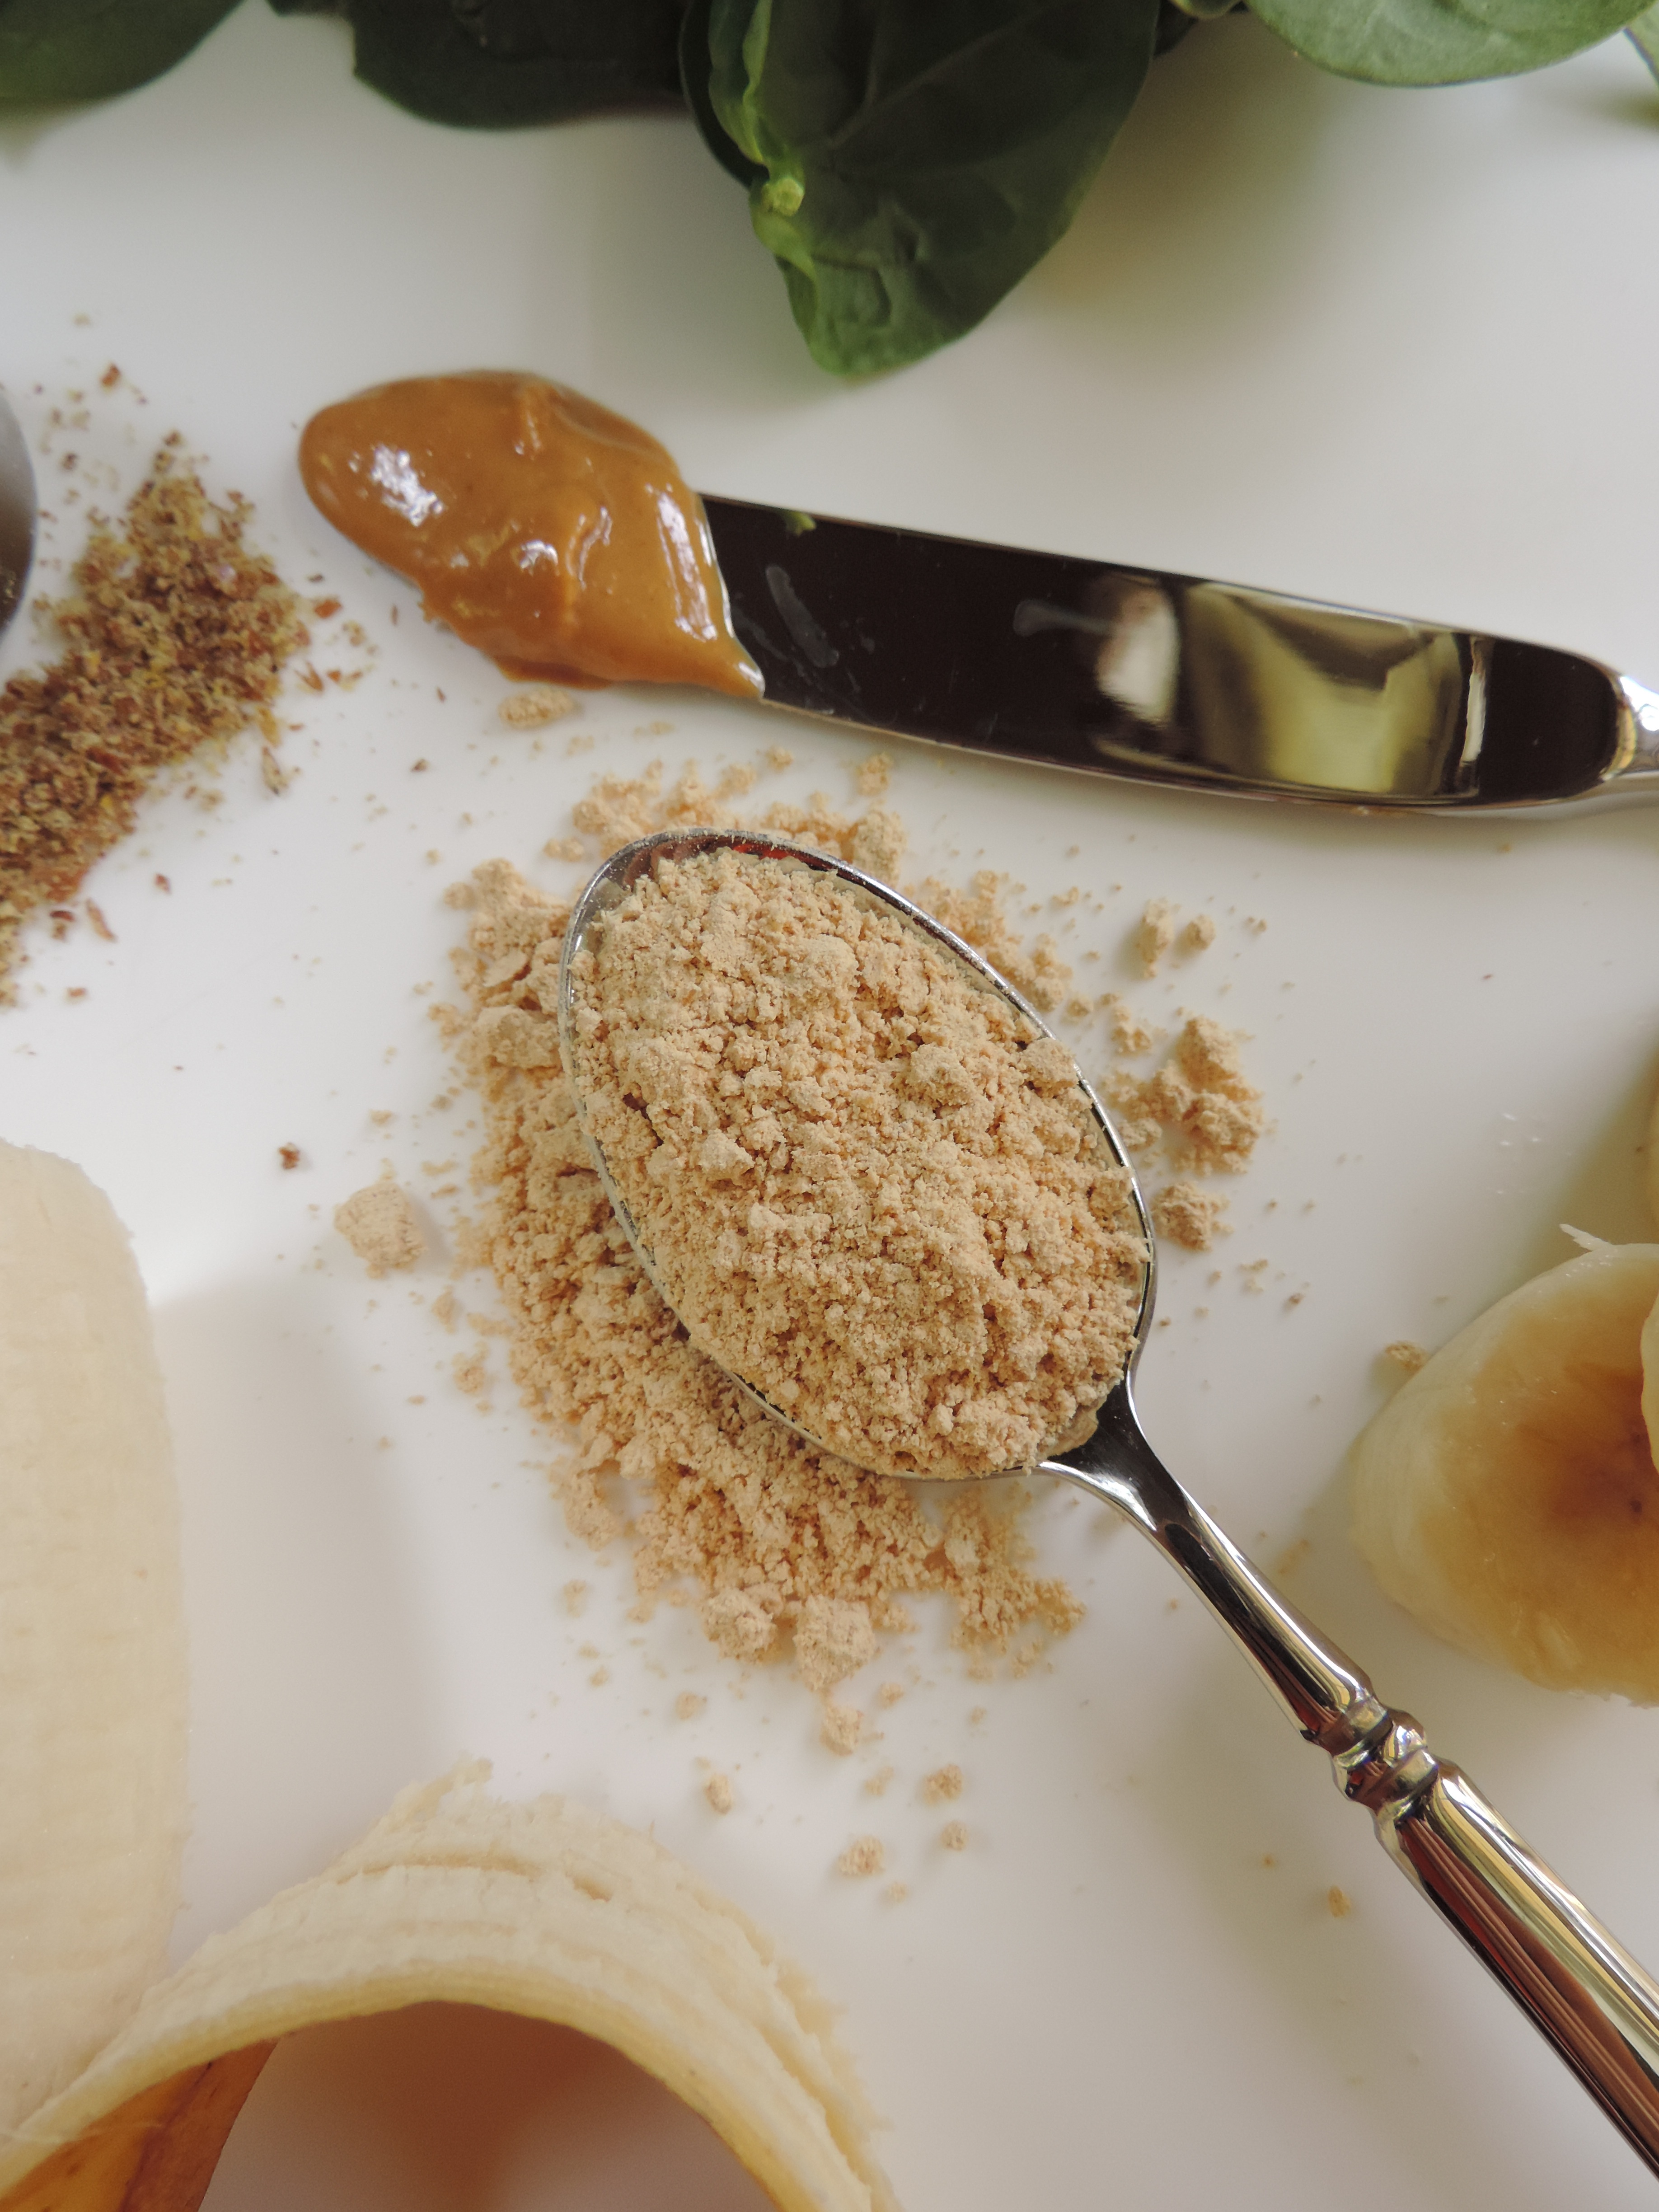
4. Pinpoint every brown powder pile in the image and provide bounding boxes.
[921,1764,963,1804]
[1103,1015,1264,1174]
[333,1181,424,1275]
[837,1837,885,1878]
[440,765,1092,1682]
[0,449,307,998]
[567,847,1144,1481]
